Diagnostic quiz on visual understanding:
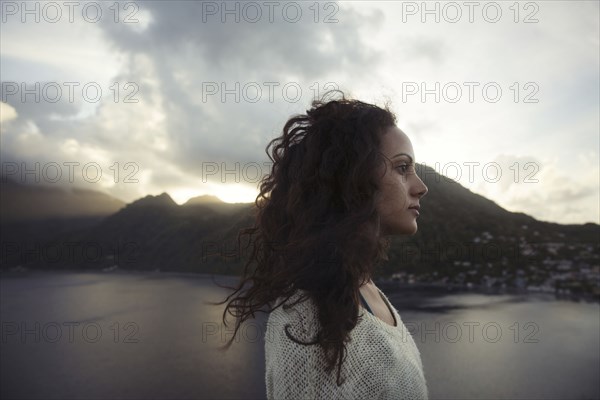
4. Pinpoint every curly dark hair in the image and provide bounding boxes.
[210,90,398,386]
